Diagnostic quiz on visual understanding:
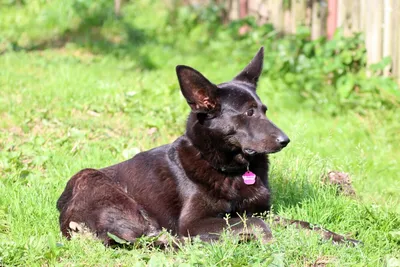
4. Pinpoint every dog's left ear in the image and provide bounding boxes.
[176,65,219,113]
[233,47,264,87]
